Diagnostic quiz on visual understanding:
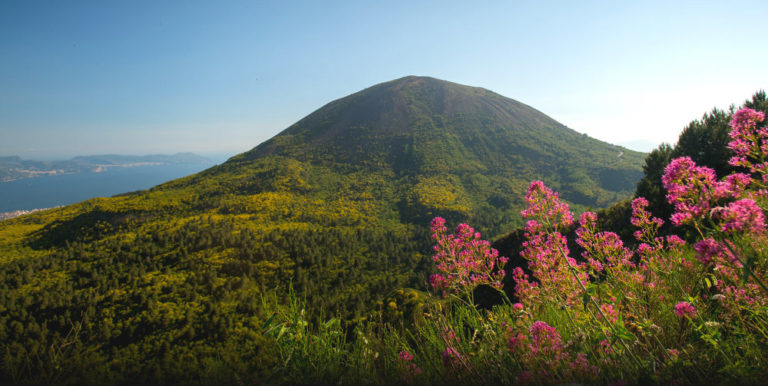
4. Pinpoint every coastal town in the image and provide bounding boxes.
[0,207,57,221]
